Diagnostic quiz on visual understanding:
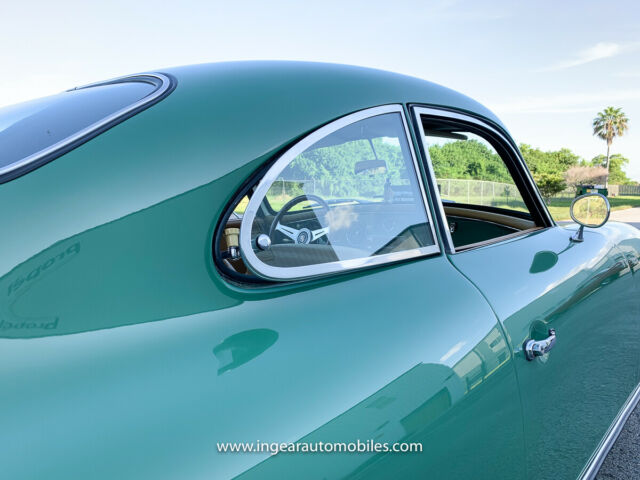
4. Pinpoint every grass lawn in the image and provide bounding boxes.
[546,195,640,221]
